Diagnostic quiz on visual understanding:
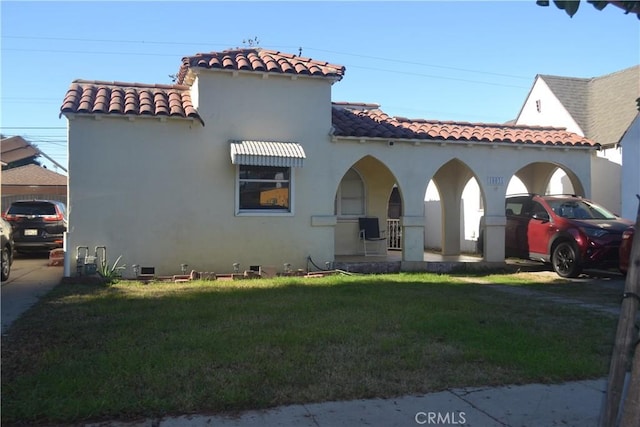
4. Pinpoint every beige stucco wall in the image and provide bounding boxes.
[65,69,598,275]
[66,71,339,277]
